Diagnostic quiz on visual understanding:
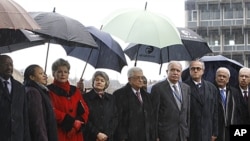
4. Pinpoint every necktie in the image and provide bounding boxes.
[196,83,202,88]
[136,91,143,104]
[173,85,182,110]
[220,89,226,108]
[3,81,10,94]
[243,91,248,102]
